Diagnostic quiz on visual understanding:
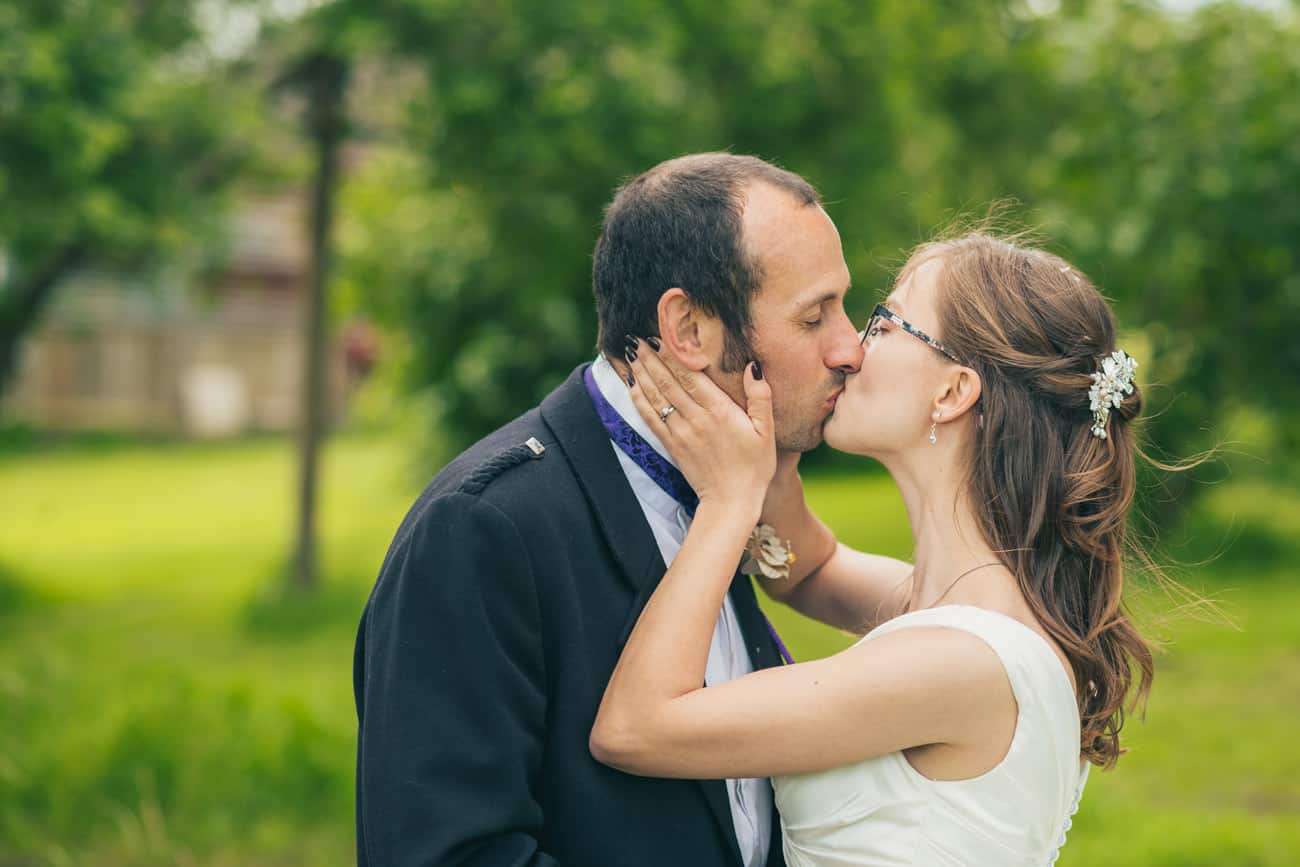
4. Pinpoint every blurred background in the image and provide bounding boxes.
[1,0,1297,864]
